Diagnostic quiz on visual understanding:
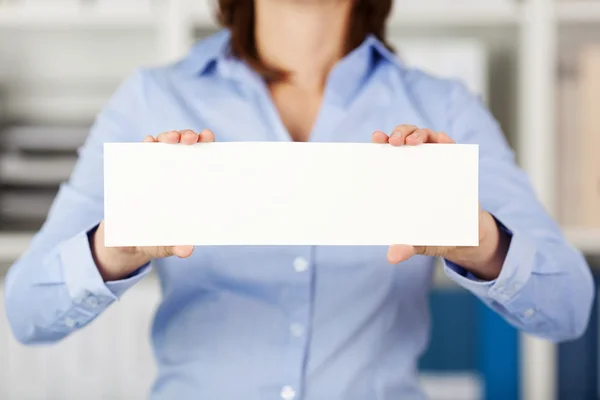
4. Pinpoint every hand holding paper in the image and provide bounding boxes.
[91,128,215,281]
[372,125,510,281]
